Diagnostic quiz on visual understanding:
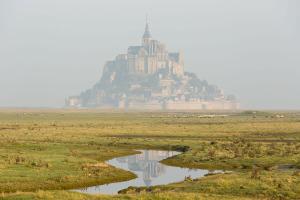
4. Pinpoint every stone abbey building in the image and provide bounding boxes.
[66,22,239,110]
[126,23,184,76]
[104,22,184,79]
